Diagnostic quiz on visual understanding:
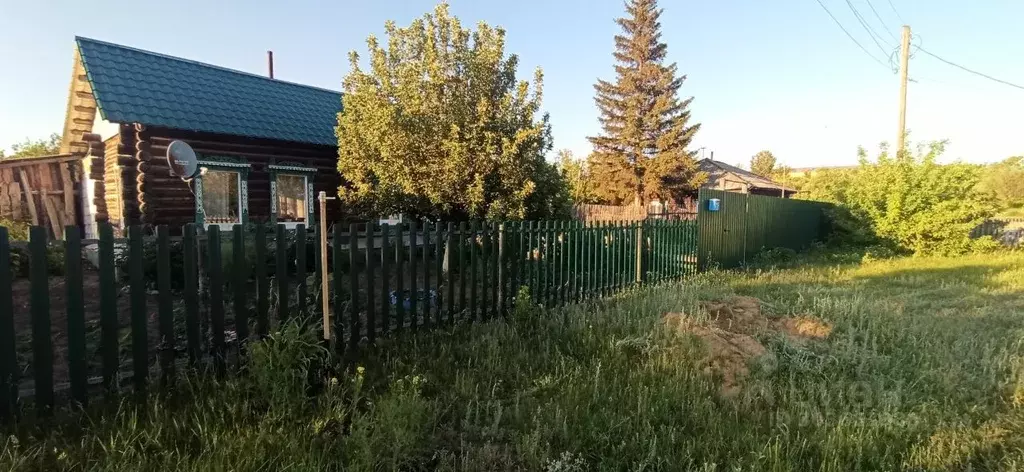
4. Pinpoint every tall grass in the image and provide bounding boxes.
[4,252,1024,471]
